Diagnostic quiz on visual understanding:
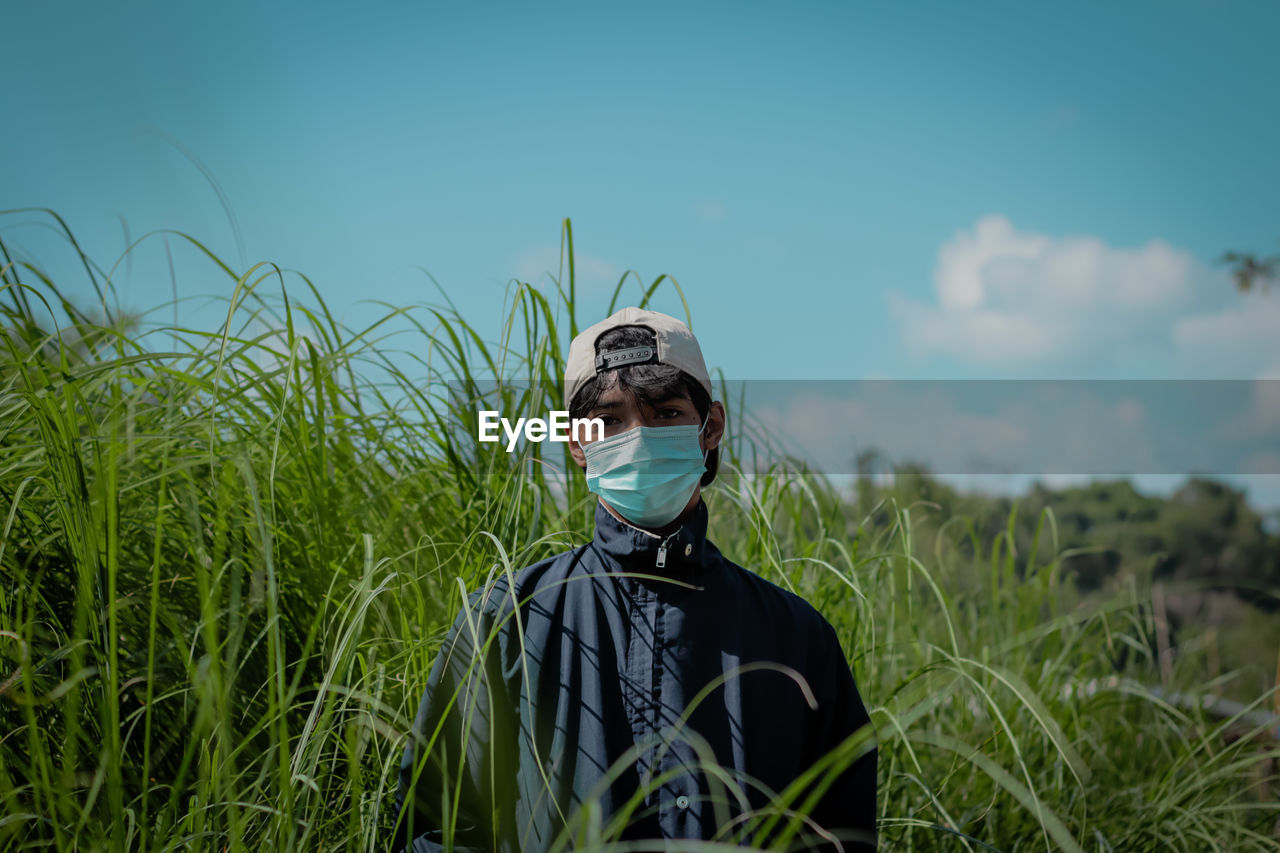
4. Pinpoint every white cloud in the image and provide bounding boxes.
[513,244,620,290]
[887,215,1265,373]
[1218,370,1280,444]
[933,215,1051,310]
[1172,295,1280,371]
[695,201,726,222]
[751,389,1032,471]
[244,321,324,387]
[1243,451,1280,476]
[743,383,1168,476]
